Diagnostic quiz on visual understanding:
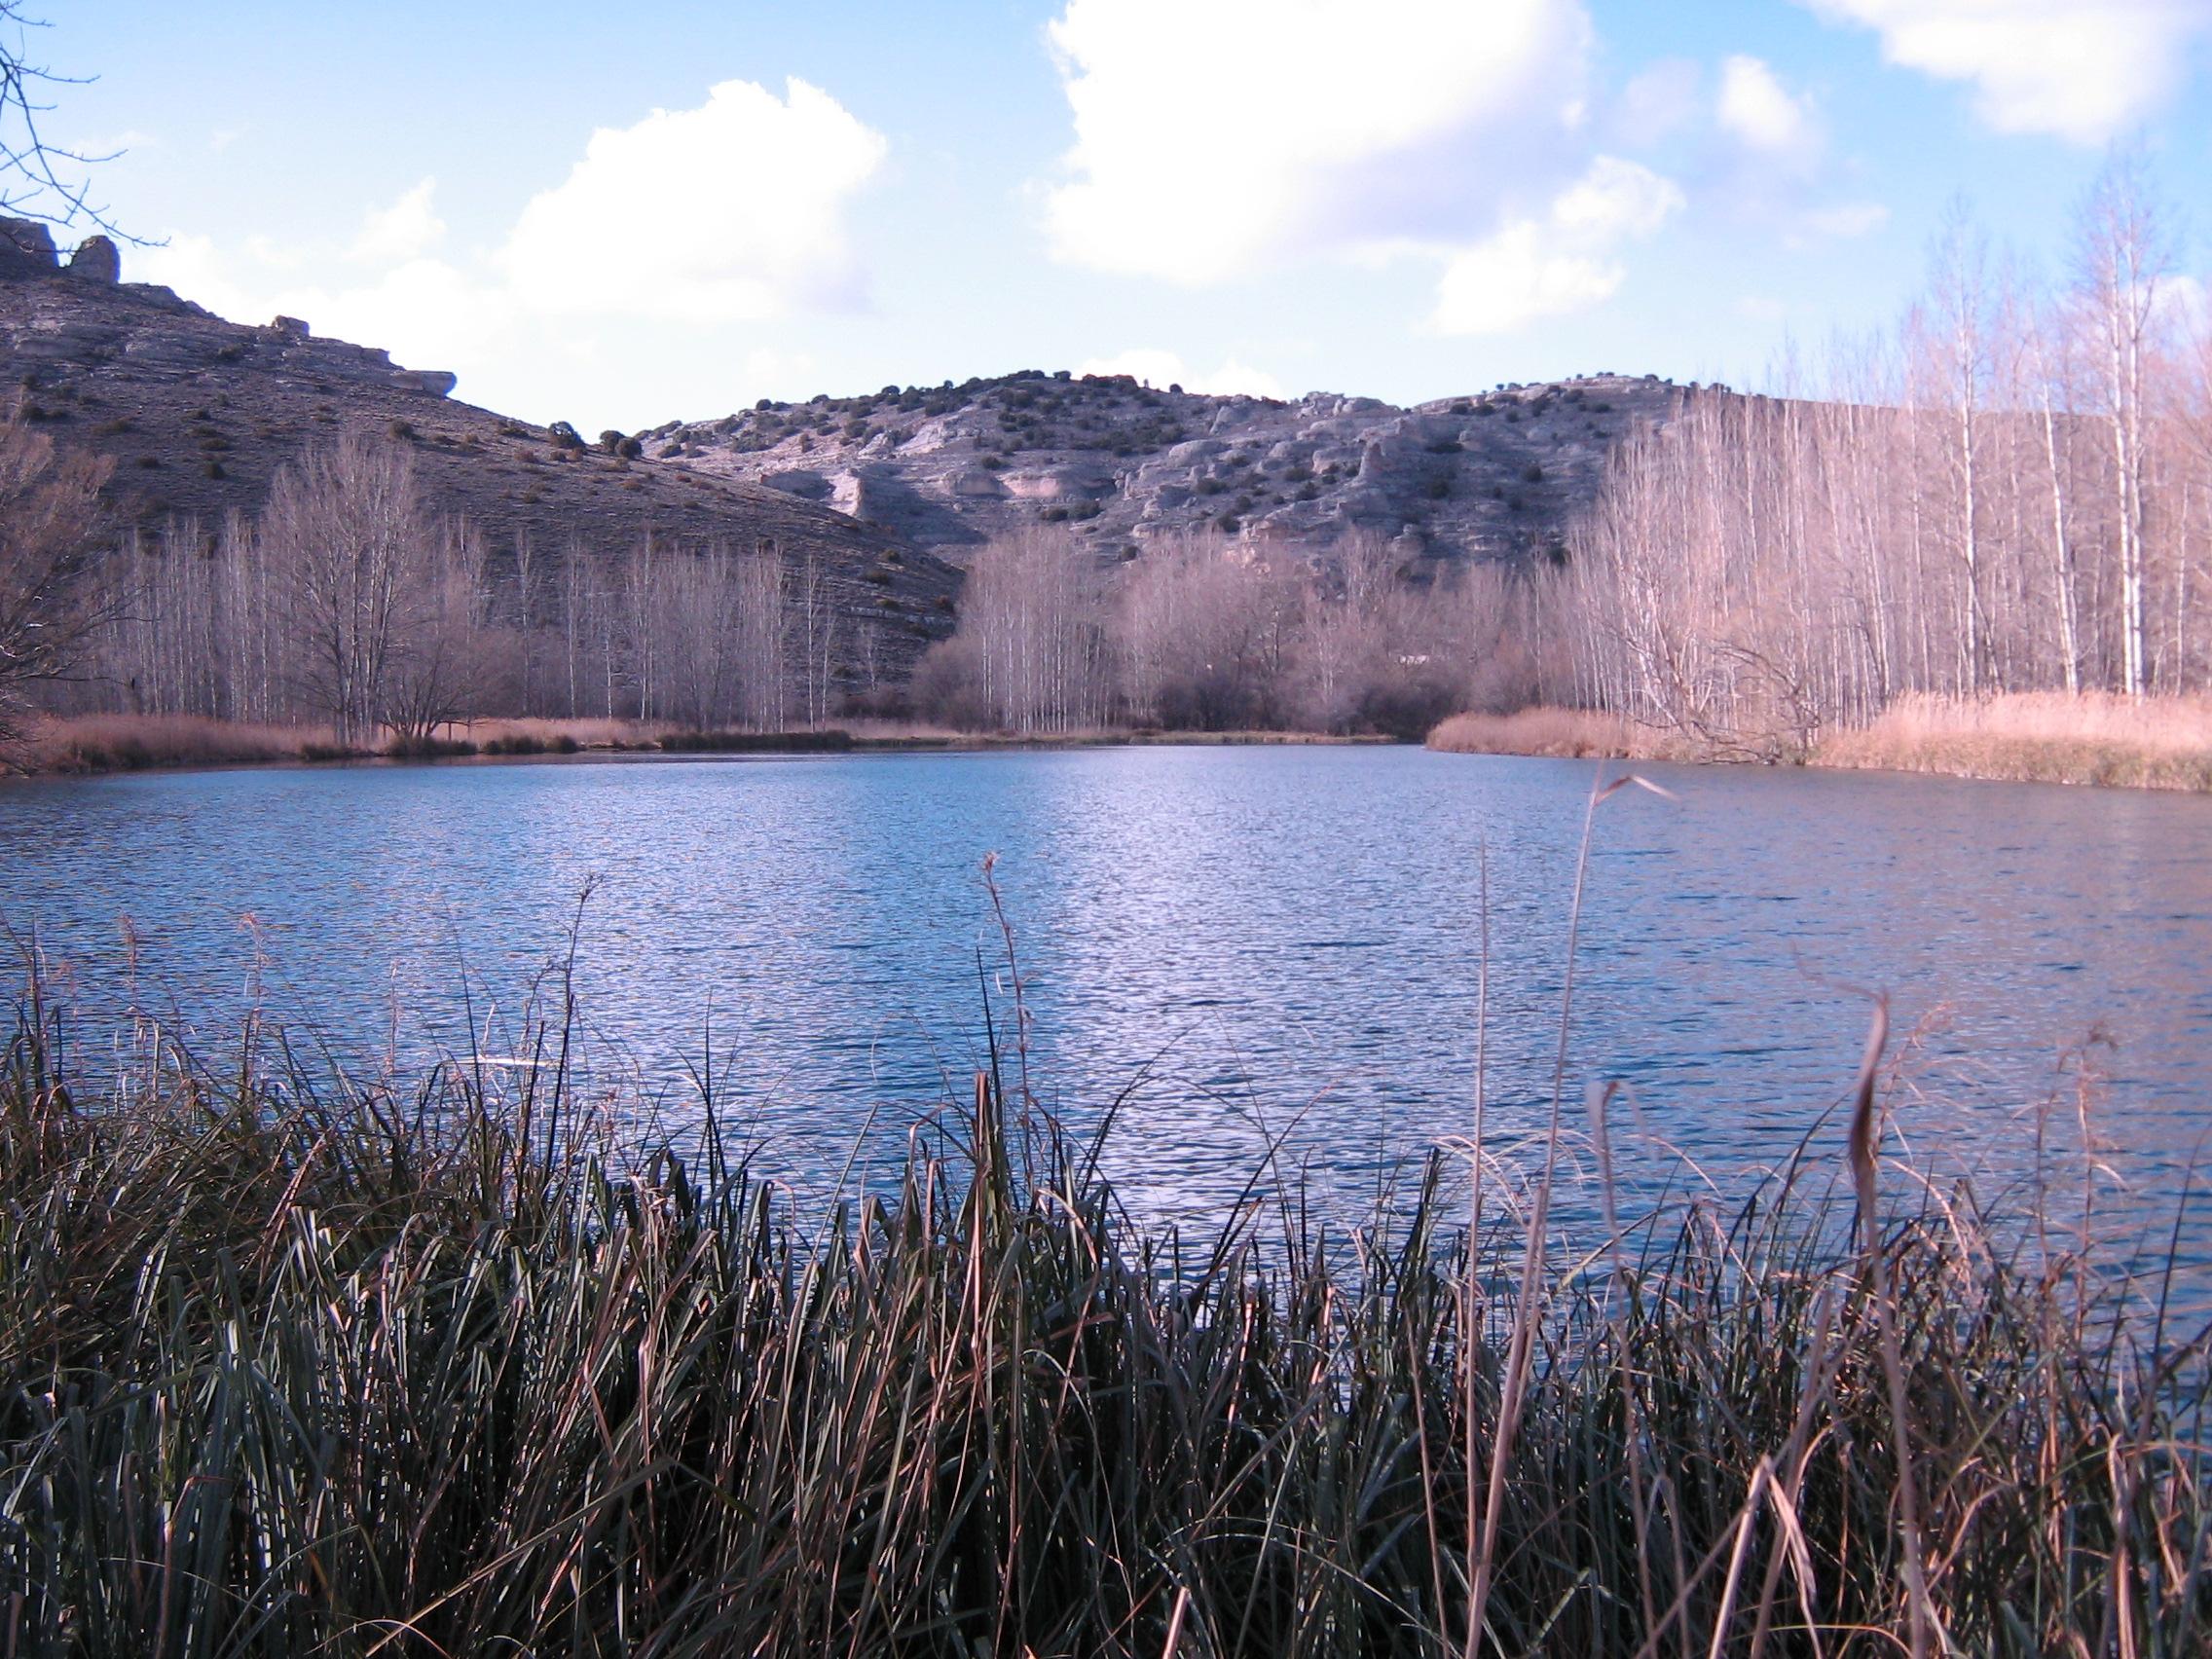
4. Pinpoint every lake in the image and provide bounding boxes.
[4,746,2209,1259]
